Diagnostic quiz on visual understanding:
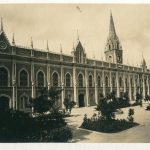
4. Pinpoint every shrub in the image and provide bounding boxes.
[96,92,131,118]
[131,102,140,106]
[0,109,73,142]
[146,104,150,110]
[81,107,137,133]
[63,98,76,114]
[81,116,138,133]
[127,109,134,123]
[0,87,73,142]
[48,126,72,142]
